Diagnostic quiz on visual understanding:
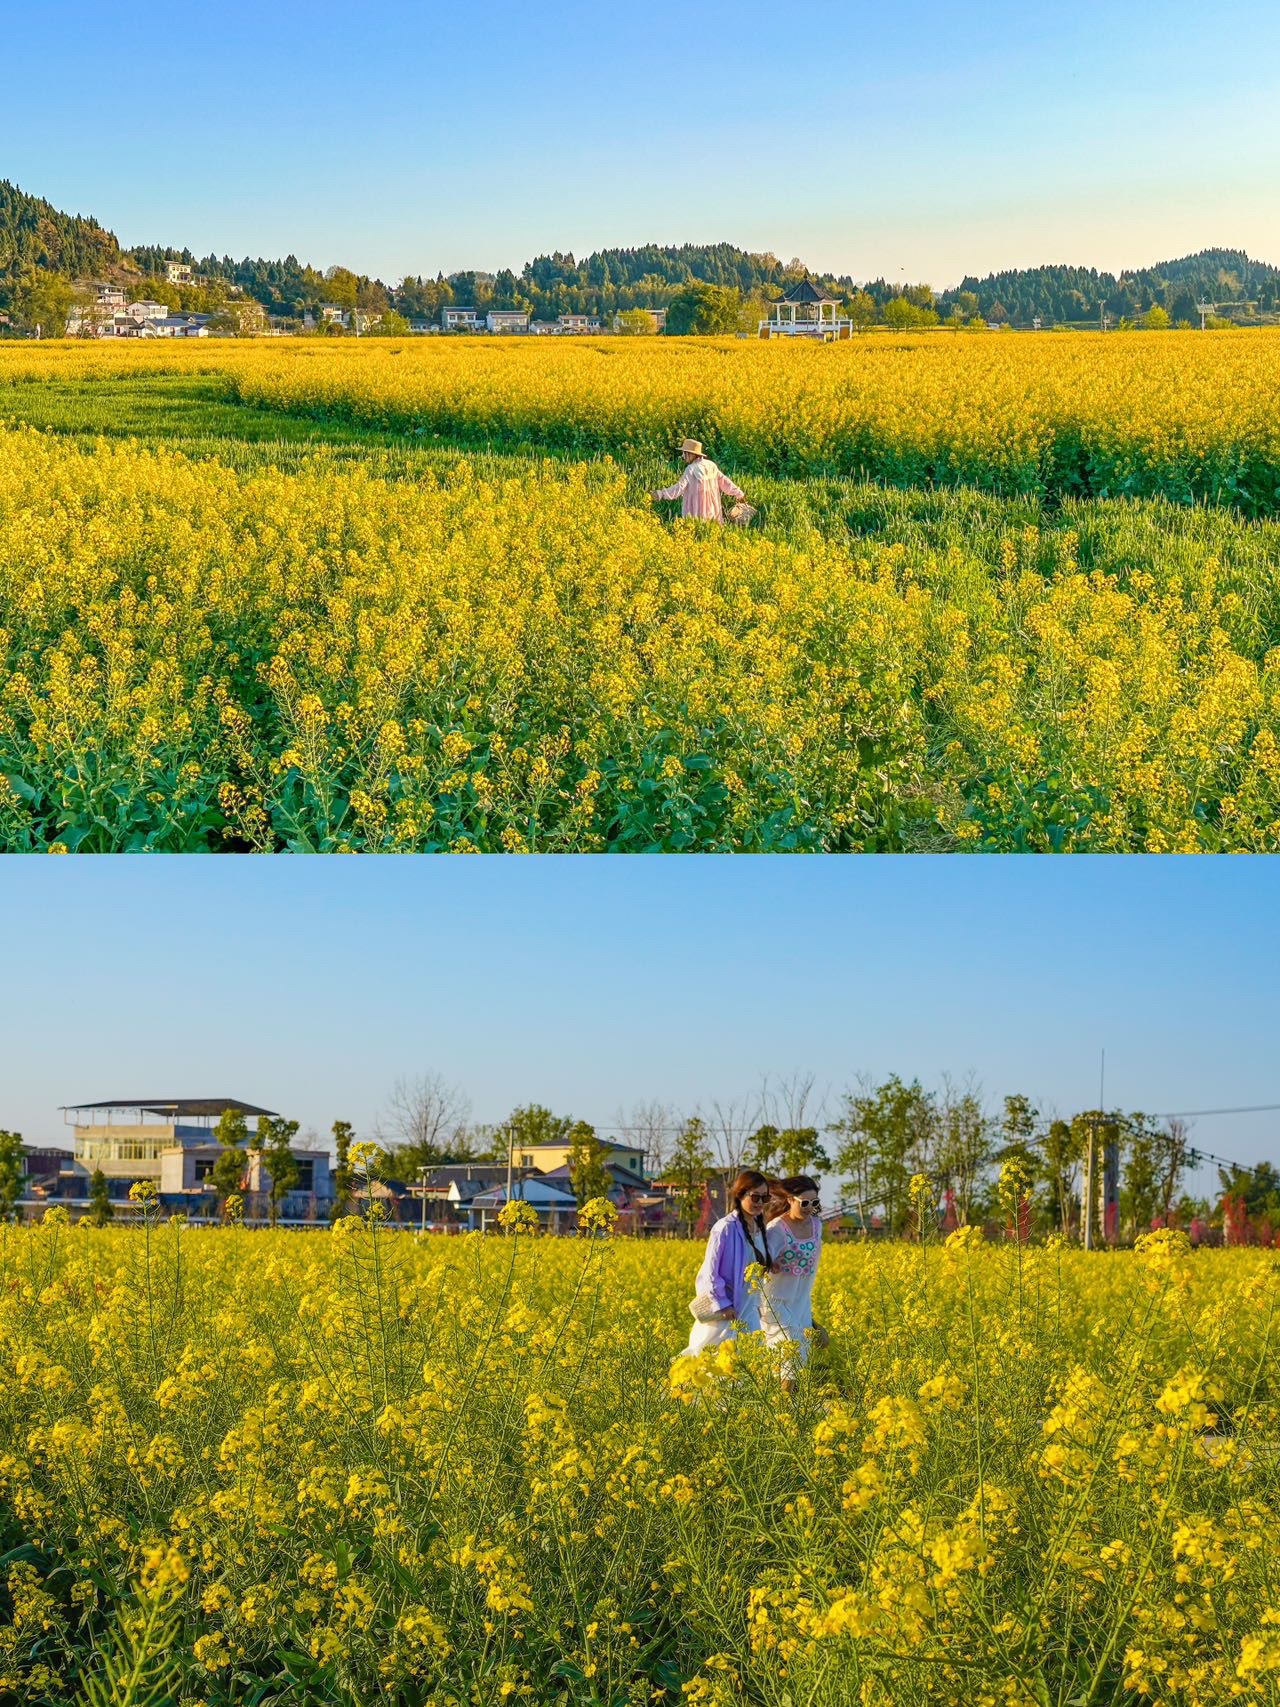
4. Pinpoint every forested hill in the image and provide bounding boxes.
[183,243,843,322]
[0,180,119,285]
[2,177,1278,327]
[950,250,1280,325]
